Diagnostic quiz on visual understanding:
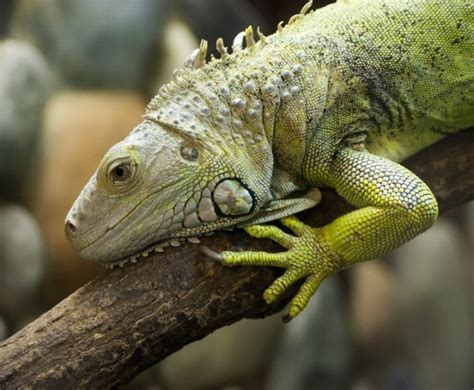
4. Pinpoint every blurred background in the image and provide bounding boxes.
[0,0,472,389]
